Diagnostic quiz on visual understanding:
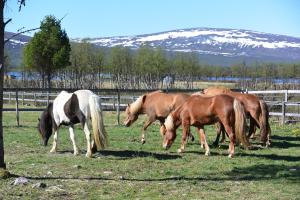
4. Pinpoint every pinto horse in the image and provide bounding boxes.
[163,94,250,158]
[38,90,108,158]
[124,90,191,144]
[202,87,271,146]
